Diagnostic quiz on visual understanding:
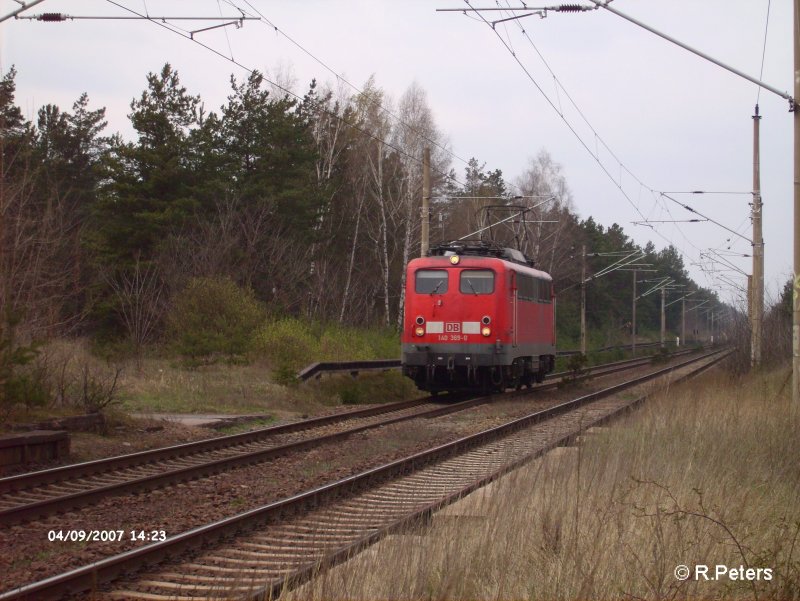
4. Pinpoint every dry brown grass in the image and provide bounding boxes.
[288,366,800,600]
[3,338,417,433]
[16,339,320,419]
